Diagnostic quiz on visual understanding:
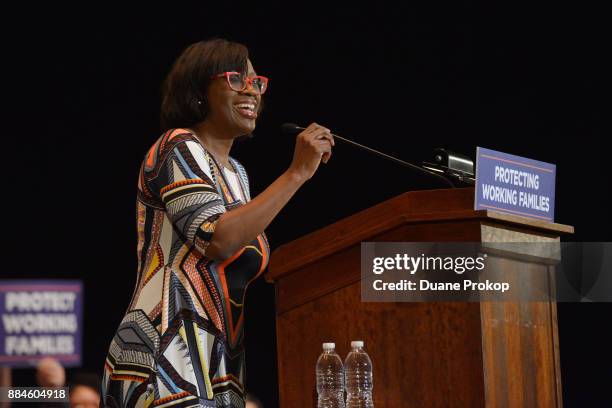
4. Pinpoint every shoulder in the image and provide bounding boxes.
[143,128,207,170]
[142,128,216,183]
